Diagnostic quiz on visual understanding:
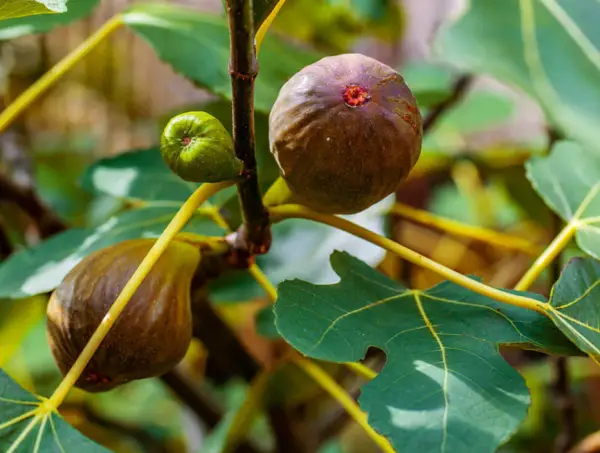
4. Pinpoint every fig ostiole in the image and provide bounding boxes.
[160,111,243,183]
[268,53,423,215]
[46,238,200,392]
